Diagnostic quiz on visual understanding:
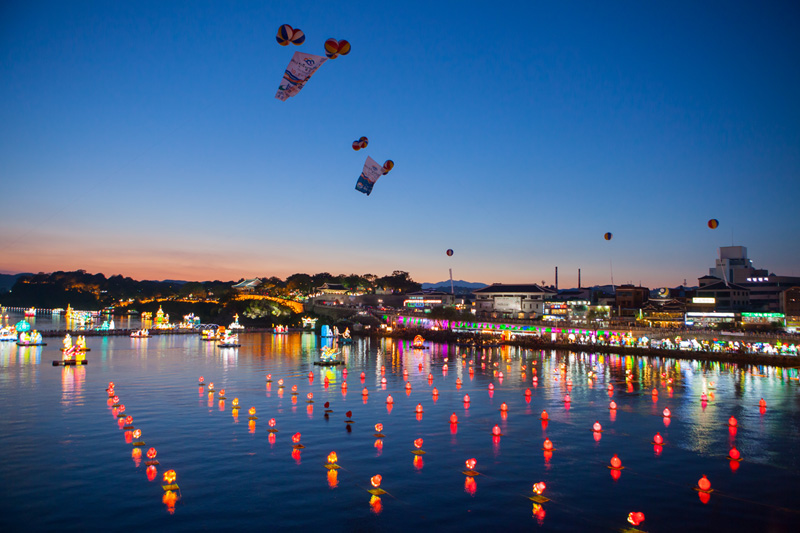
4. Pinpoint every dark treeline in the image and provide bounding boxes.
[0,269,421,311]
